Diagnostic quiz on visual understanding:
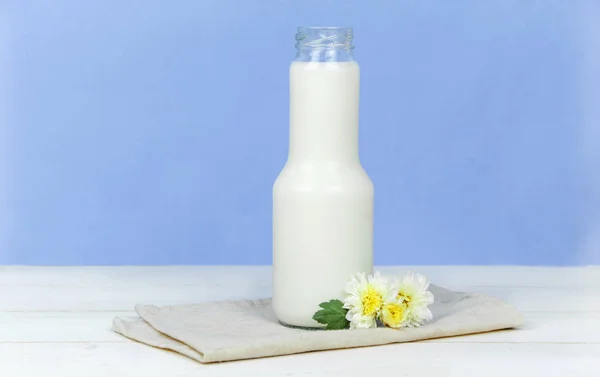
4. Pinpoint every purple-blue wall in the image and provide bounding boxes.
[1,0,599,265]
